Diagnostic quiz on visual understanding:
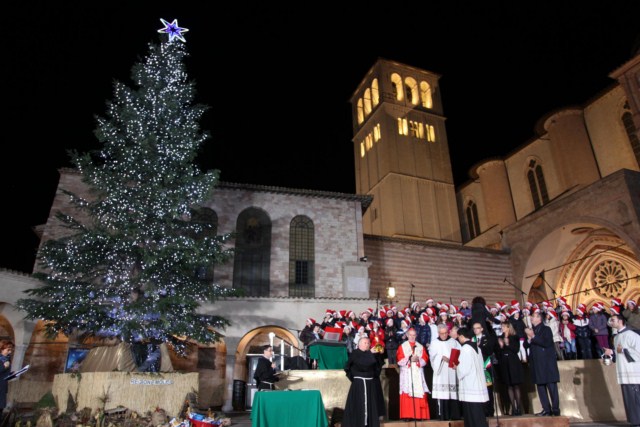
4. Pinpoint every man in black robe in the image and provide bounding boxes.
[253,345,279,390]
[342,336,385,427]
